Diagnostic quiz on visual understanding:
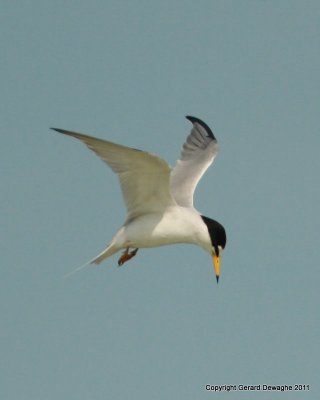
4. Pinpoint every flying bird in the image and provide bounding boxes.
[51,116,226,282]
